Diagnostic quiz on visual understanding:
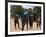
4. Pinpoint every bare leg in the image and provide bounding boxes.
[18,22,20,29]
[14,22,17,30]
[26,22,28,30]
[29,20,33,29]
[22,21,25,31]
